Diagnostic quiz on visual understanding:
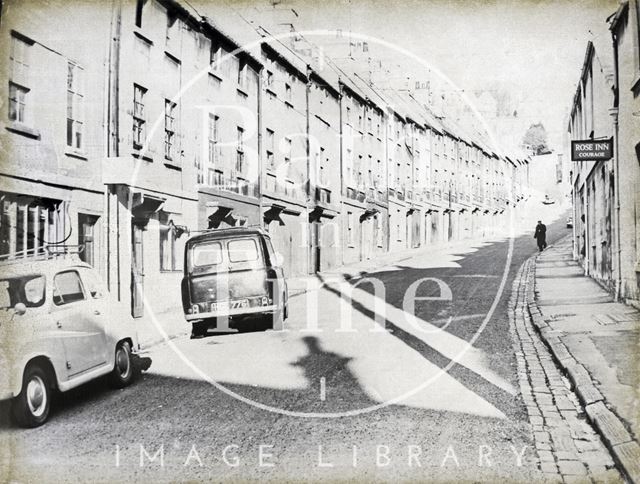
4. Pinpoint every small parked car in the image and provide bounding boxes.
[0,257,139,427]
[566,216,574,228]
[181,227,288,337]
[542,194,556,205]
